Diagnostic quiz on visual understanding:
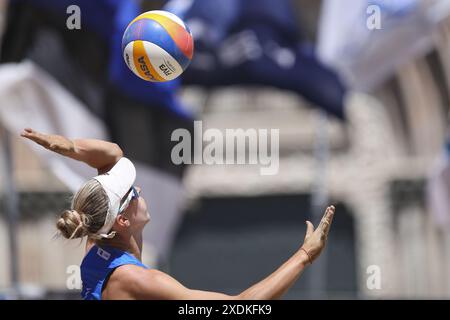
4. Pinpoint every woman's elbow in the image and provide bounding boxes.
[112,143,124,160]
